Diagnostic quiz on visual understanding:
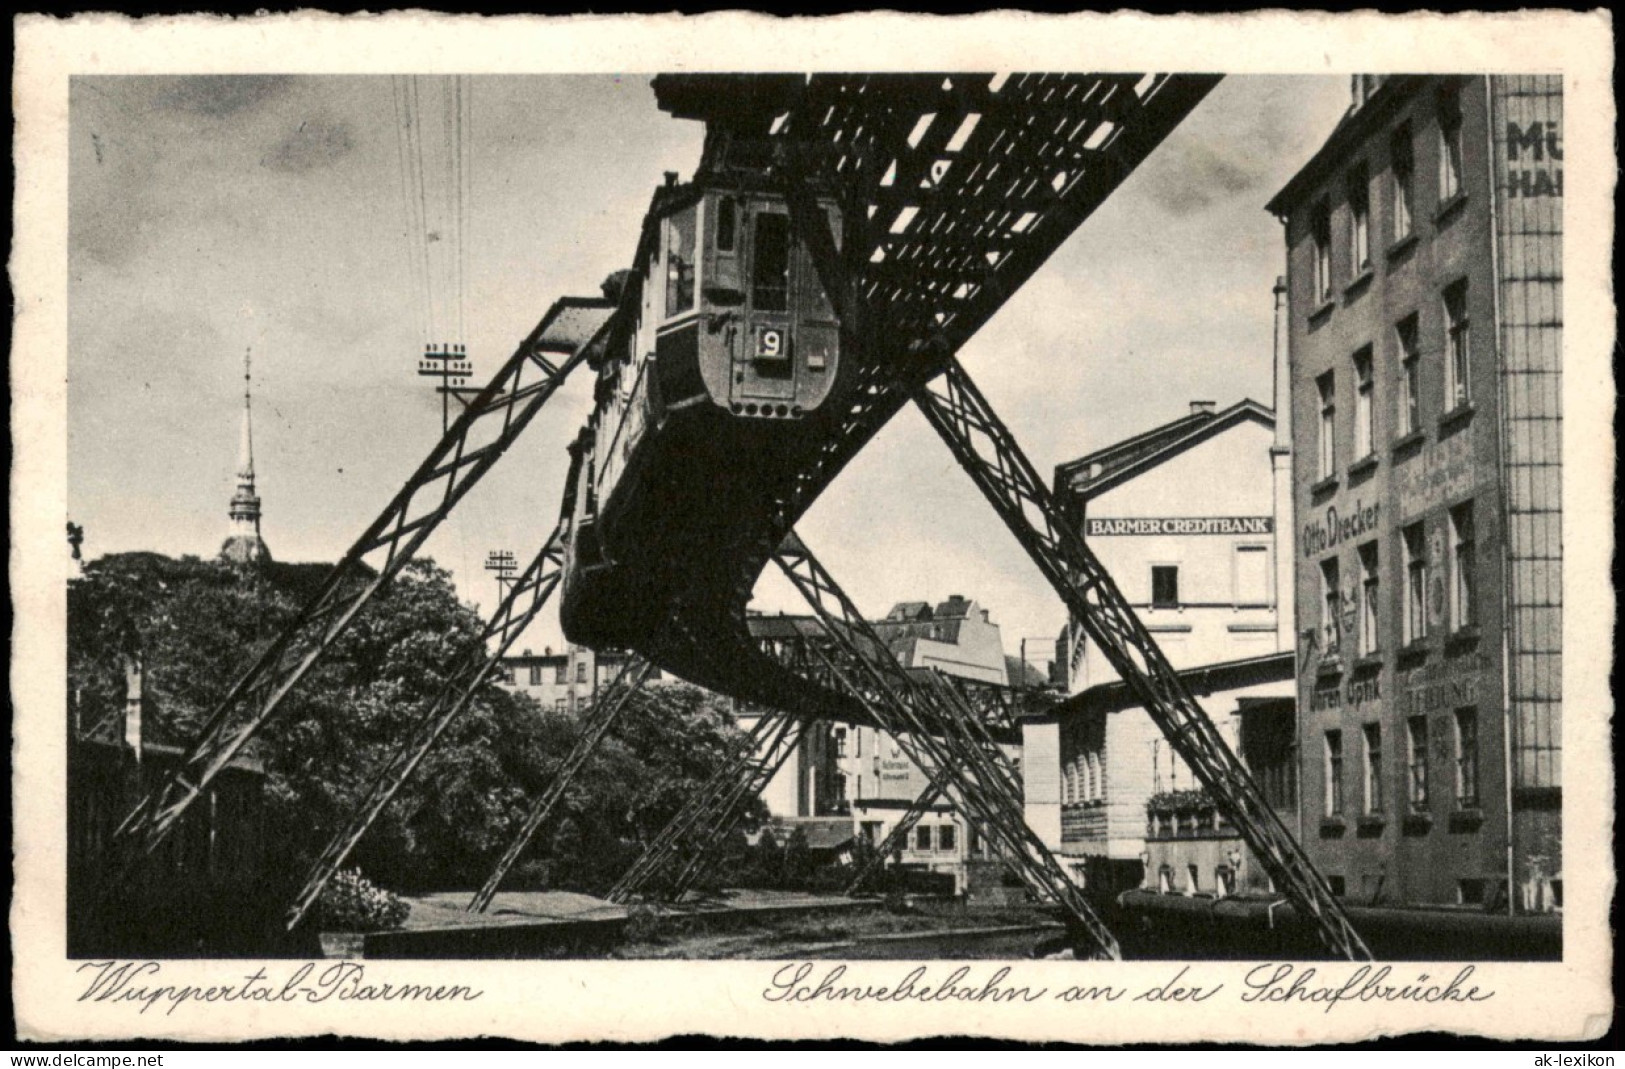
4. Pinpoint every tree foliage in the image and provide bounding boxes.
[68,552,761,901]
